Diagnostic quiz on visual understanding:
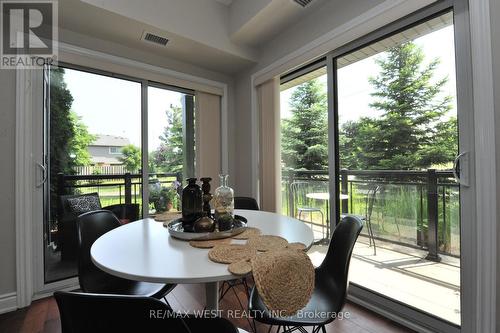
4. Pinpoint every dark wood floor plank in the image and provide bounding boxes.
[0,284,414,333]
